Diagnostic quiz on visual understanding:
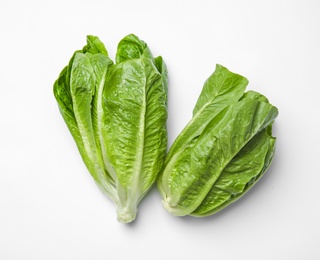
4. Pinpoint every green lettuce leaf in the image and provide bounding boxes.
[191,125,276,216]
[54,36,116,201]
[159,65,248,197]
[115,34,154,63]
[100,39,168,222]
